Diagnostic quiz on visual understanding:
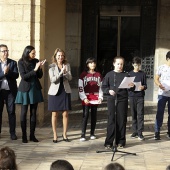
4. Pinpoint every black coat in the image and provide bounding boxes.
[18,58,43,92]
[0,58,19,97]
